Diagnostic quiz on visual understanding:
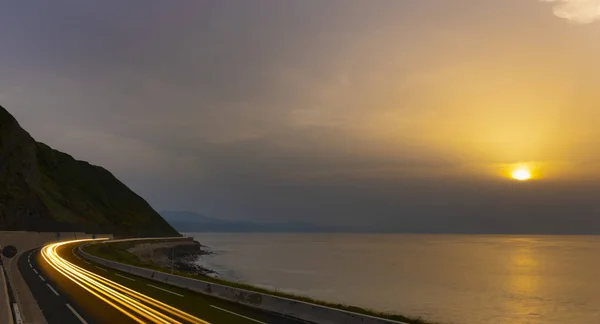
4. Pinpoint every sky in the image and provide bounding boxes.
[2,1,600,233]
